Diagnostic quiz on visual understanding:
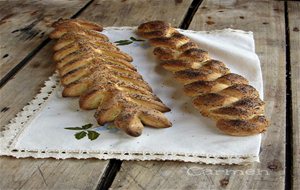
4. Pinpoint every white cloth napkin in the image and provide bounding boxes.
[0,27,264,164]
